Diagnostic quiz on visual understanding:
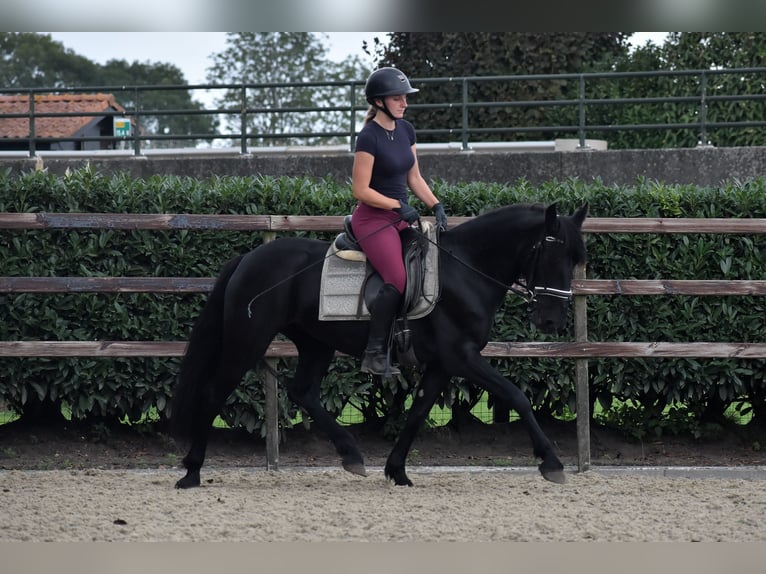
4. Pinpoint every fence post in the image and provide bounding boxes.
[577,75,587,149]
[240,86,248,155]
[698,71,710,147]
[574,263,590,472]
[263,358,280,471]
[461,78,469,151]
[261,231,280,470]
[28,91,37,158]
